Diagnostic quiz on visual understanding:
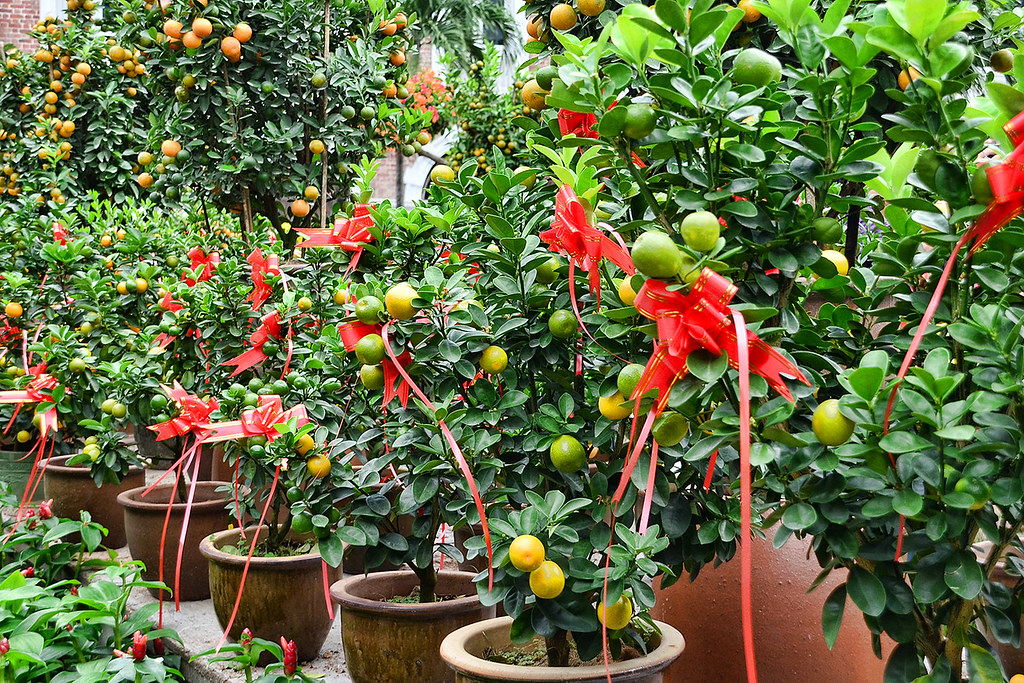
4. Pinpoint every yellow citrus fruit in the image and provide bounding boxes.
[812,399,855,447]
[116,282,129,295]
[135,278,148,293]
[732,48,782,87]
[297,296,313,311]
[521,79,548,111]
[898,67,921,90]
[737,0,761,22]
[509,534,545,572]
[16,430,31,443]
[599,392,631,421]
[819,249,849,276]
[550,435,586,473]
[430,164,455,183]
[306,453,331,478]
[354,333,386,365]
[549,3,577,30]
[652,412,689,447]
[4,302,23,318]
[295,434,317,457]
[333,289,350,305]
[631,231,681,279]
[304,185,320,201]
[480,345,508,374]
[529,560,565,599]
[1008,674,1024,683]
[309,139,325,154]
[547,310,578,339]
[385,283,418,320]
[578,0,605,16]
[598,594,633,630]
[360,364,385,390]
[617,278,637,306]
[680,211,721,252]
